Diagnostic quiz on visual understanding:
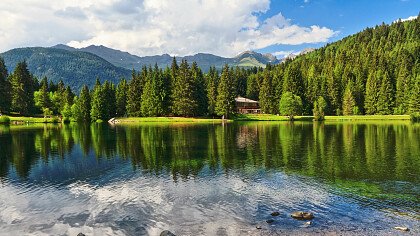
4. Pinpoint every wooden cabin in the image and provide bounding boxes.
[235,96,261,114]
